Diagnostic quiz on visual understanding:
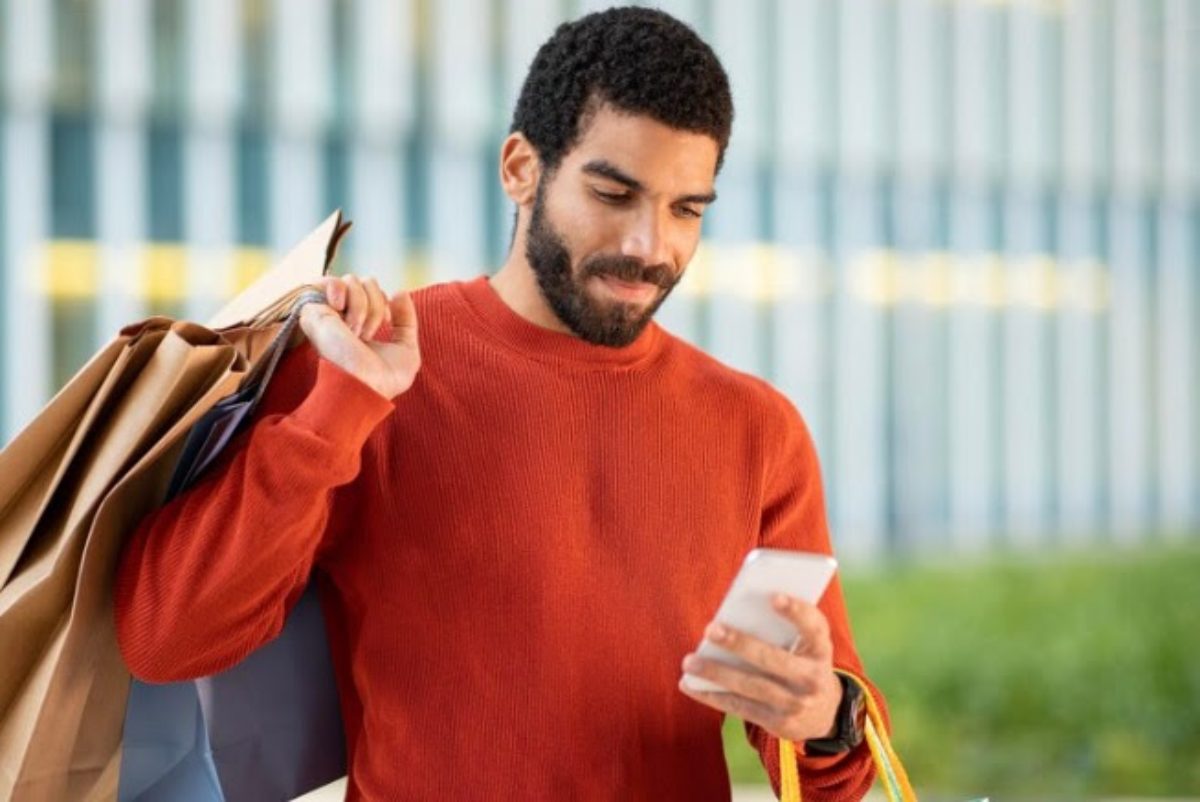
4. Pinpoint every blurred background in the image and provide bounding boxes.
[0,0,1196,798]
